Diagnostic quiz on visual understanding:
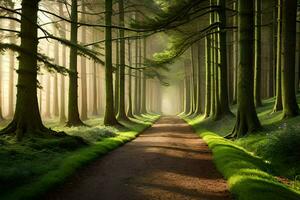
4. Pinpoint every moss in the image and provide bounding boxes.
[184,95,300,199]
[0,114,159,200]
